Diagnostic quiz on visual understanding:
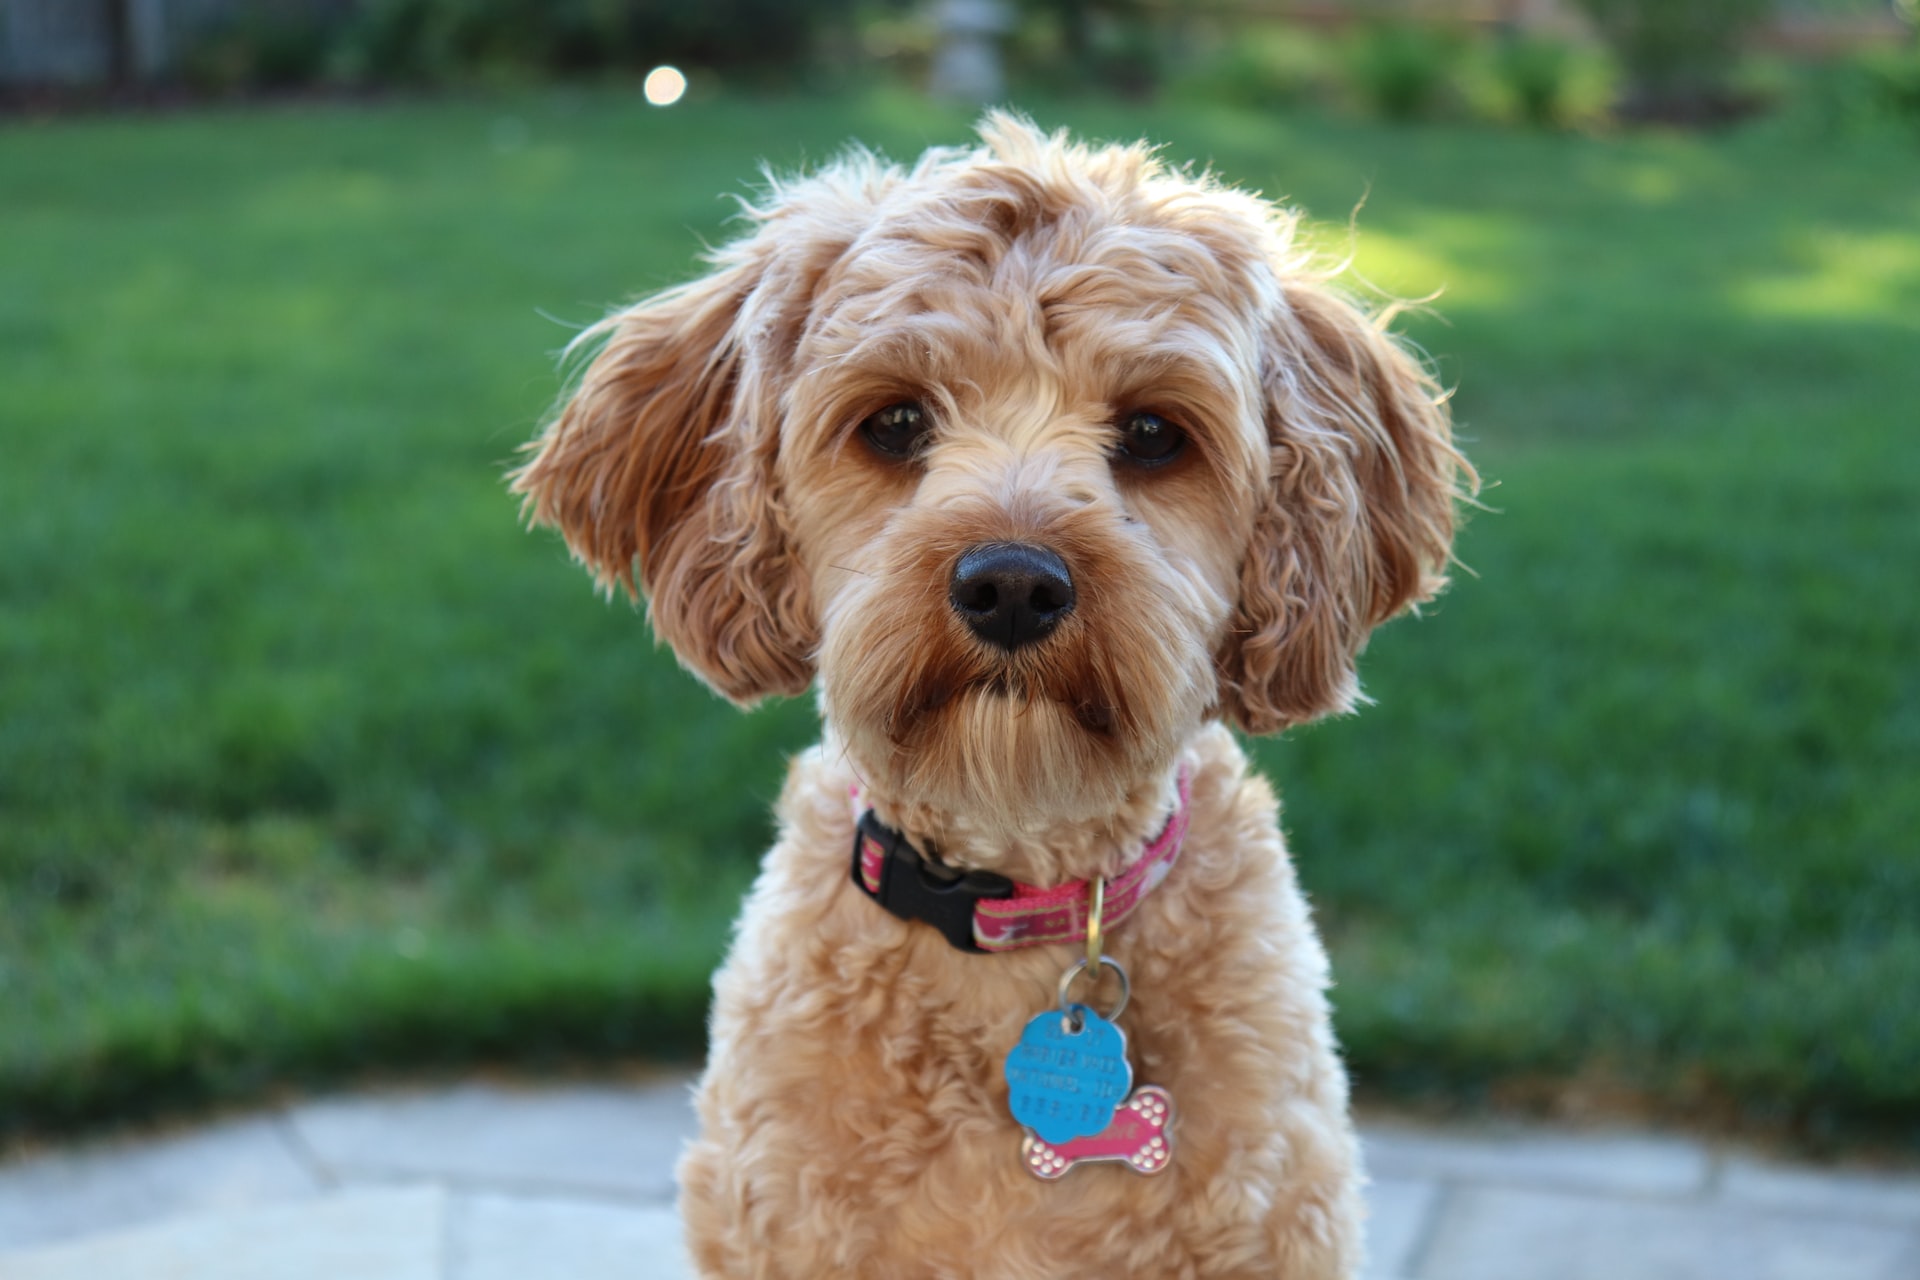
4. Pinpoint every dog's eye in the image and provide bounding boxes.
[860,401,931,460]
[1114,412,1187,468]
